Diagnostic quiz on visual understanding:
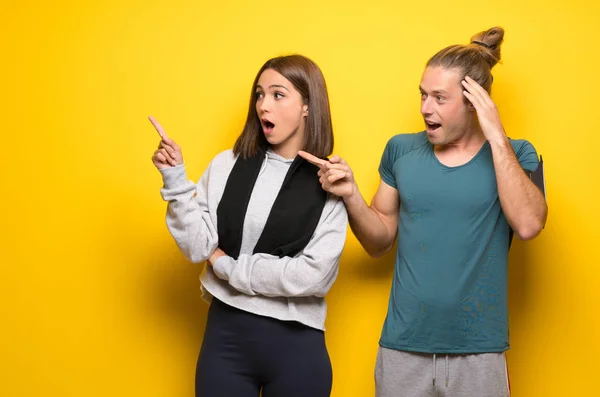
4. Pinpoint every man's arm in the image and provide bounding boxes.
[344,180,399,257]
[462,76,548,240]
[489,138,547,240]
